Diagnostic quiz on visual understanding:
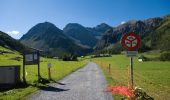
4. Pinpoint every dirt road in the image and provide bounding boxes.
[28,62,113,100]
